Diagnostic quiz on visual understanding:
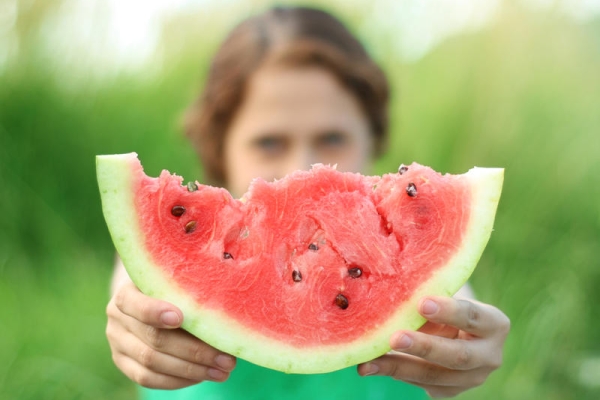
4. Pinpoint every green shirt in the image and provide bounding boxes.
[141,359,427,400]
